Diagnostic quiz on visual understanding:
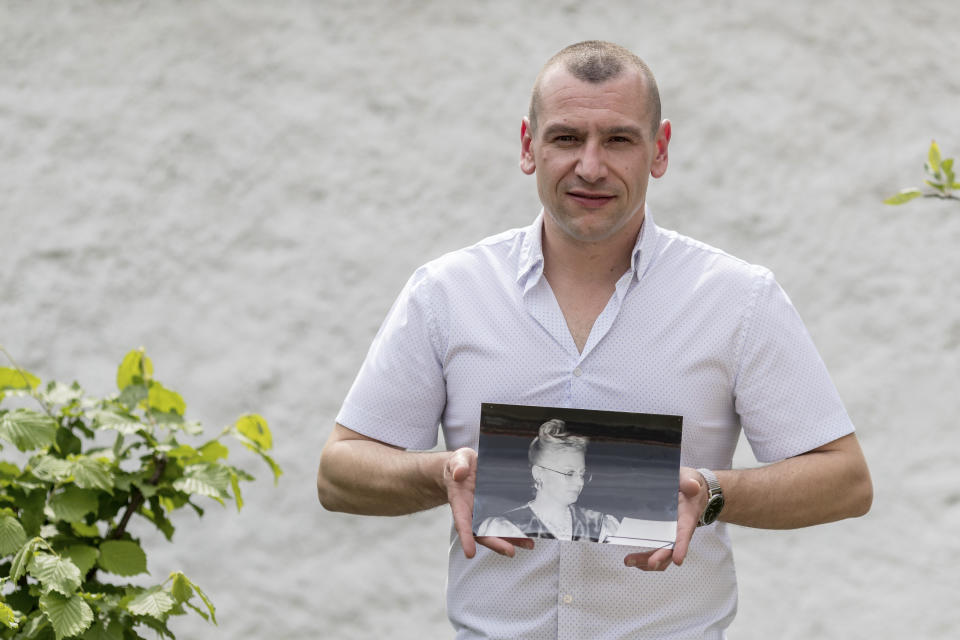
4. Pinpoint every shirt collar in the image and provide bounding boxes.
[516,206,659,292]
[516,211,546,292]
